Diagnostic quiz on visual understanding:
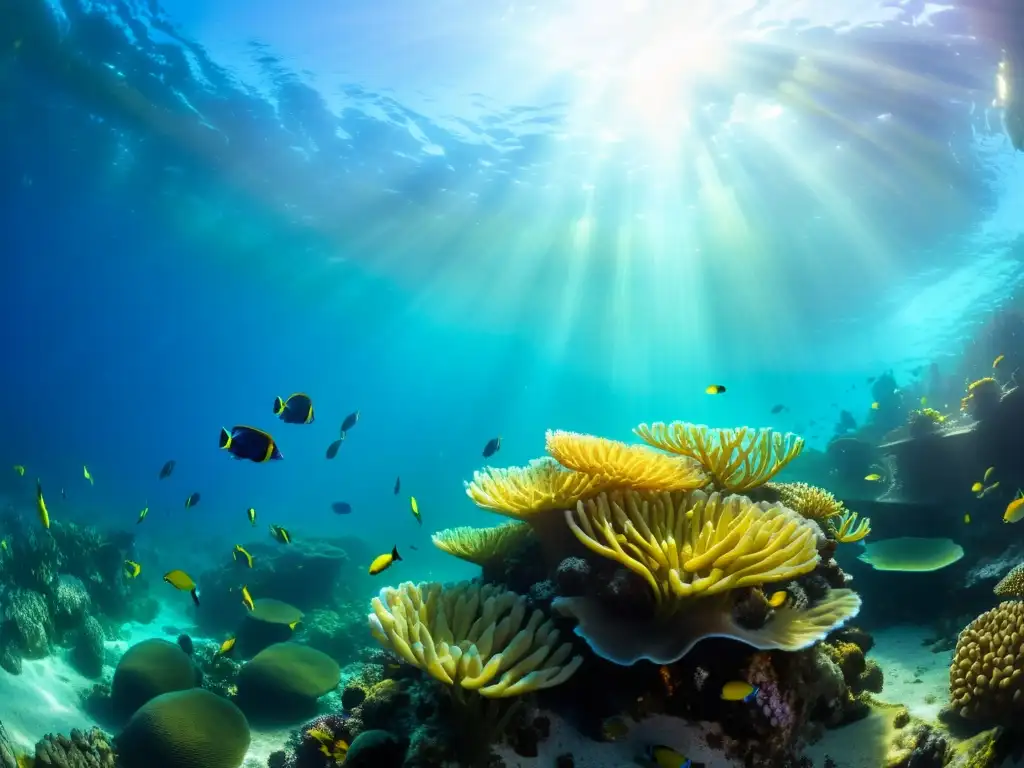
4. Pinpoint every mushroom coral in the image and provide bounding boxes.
[950,601,1024,722]
[634,422,804,492]
[431,521,533,566]
[465,458,609,519]
[857,537,963,572]
[551,489,860,665]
